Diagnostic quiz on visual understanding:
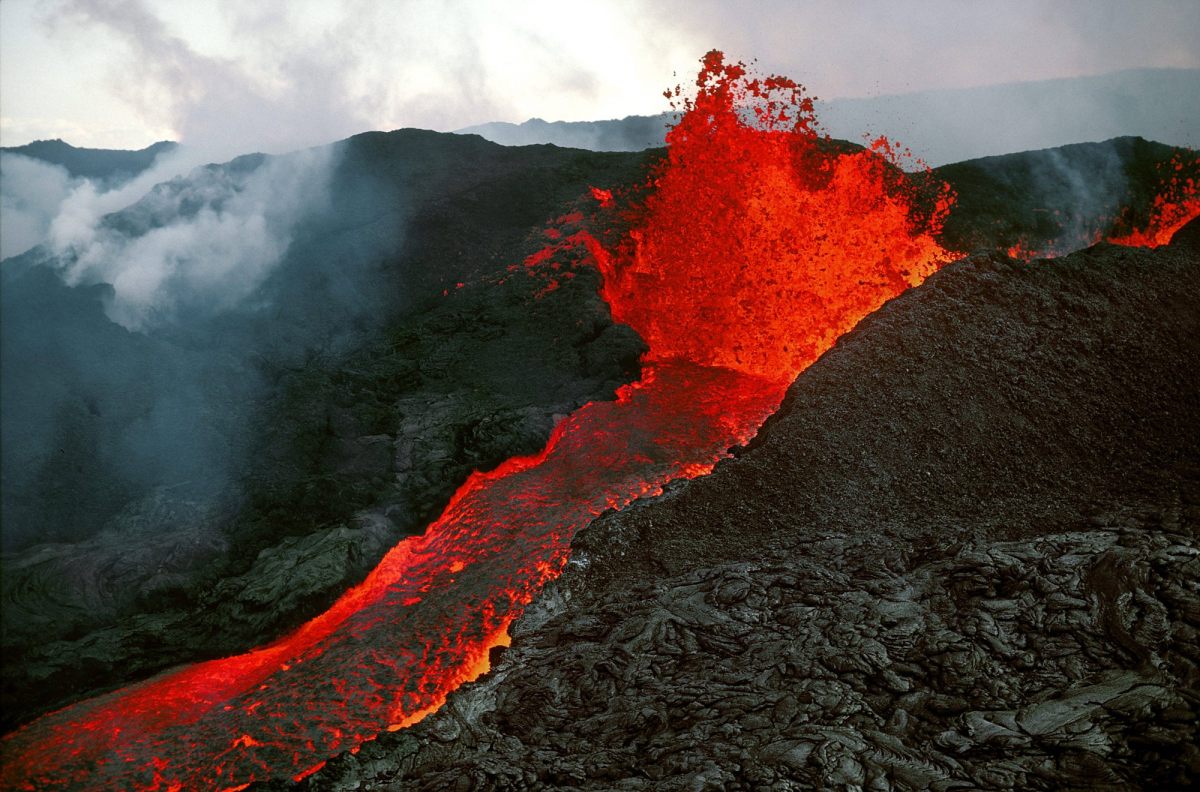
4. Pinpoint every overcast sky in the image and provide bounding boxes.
[2,0,1198,153]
